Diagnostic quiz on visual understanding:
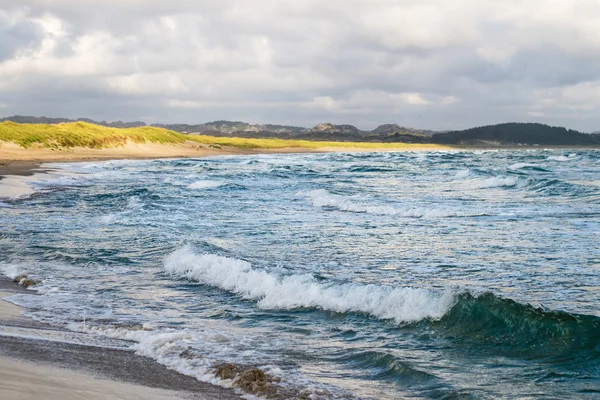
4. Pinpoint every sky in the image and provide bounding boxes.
[1,0,600,132]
